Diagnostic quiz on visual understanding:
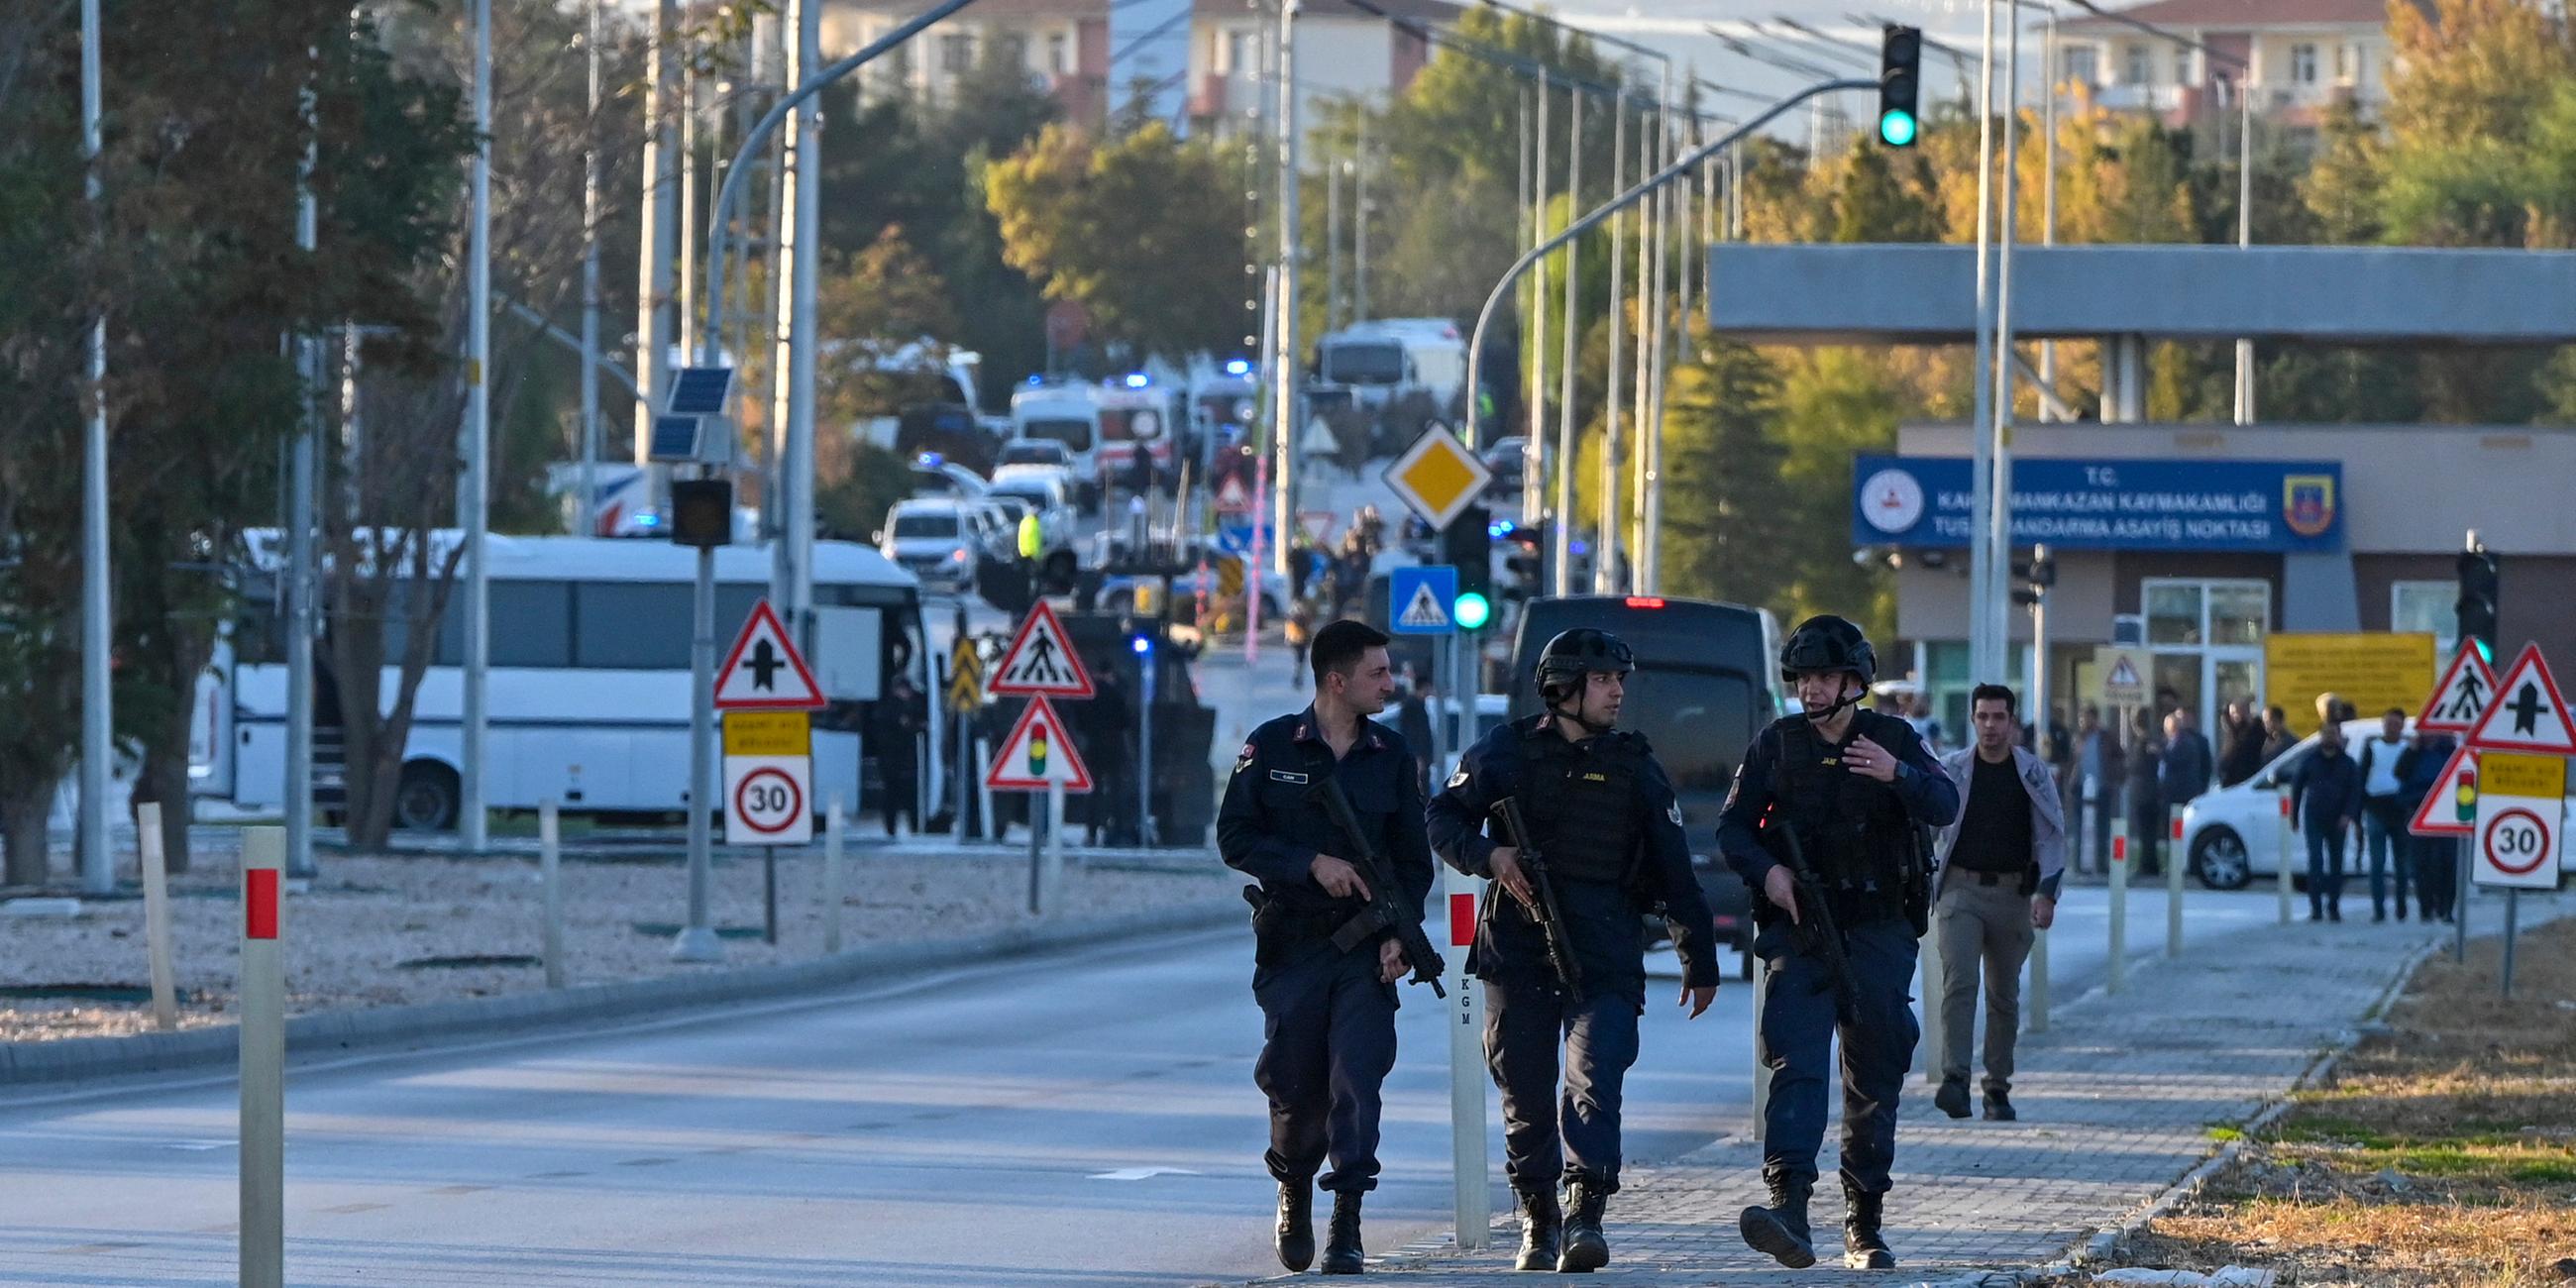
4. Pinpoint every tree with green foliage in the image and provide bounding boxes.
[1659,333,1790,609]
[986,121,1244,362]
